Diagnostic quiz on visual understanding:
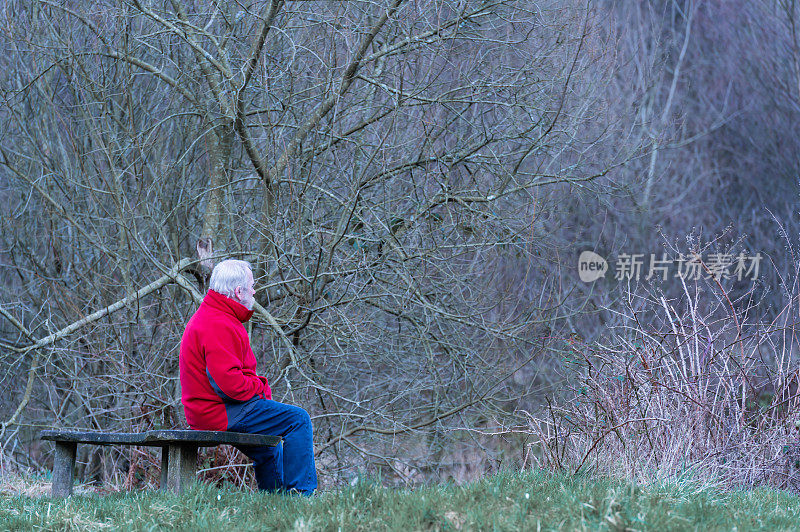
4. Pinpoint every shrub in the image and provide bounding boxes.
[528,259,800,491]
